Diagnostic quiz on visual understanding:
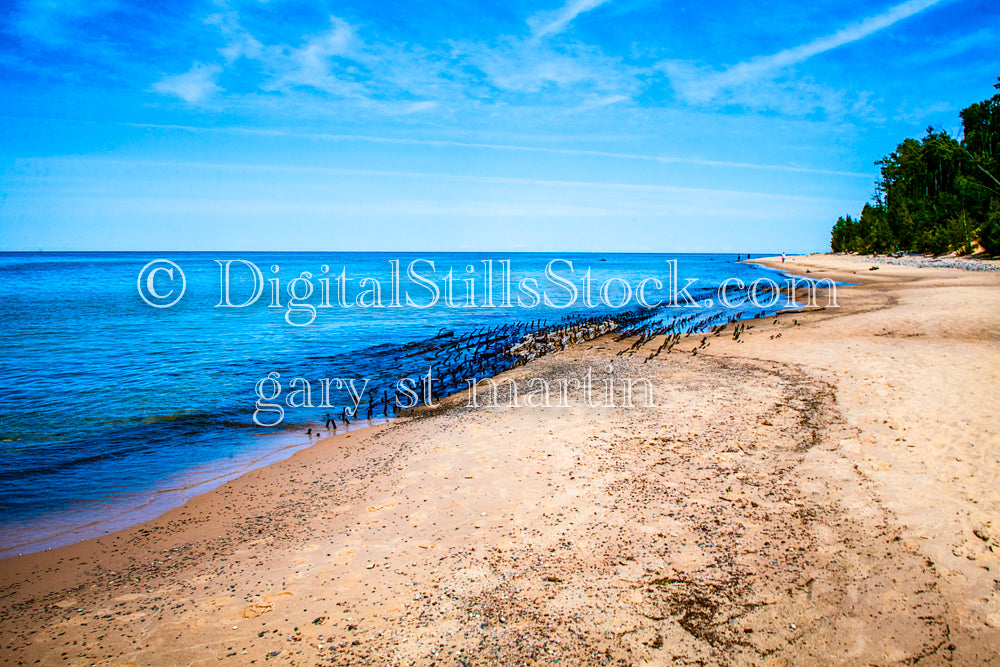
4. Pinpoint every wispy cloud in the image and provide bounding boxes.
[443,1,634,101]
[196,12,457,106]
[21,155,856,205]
[528,0,613,40]
[450,36,632,97]
[719,0,944,88]
[265,17,366,96]
[208,12,264,62]
[118,121,874,177]
[661,0,946,112]
[191,7,636,109]
[152,63,222,103]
